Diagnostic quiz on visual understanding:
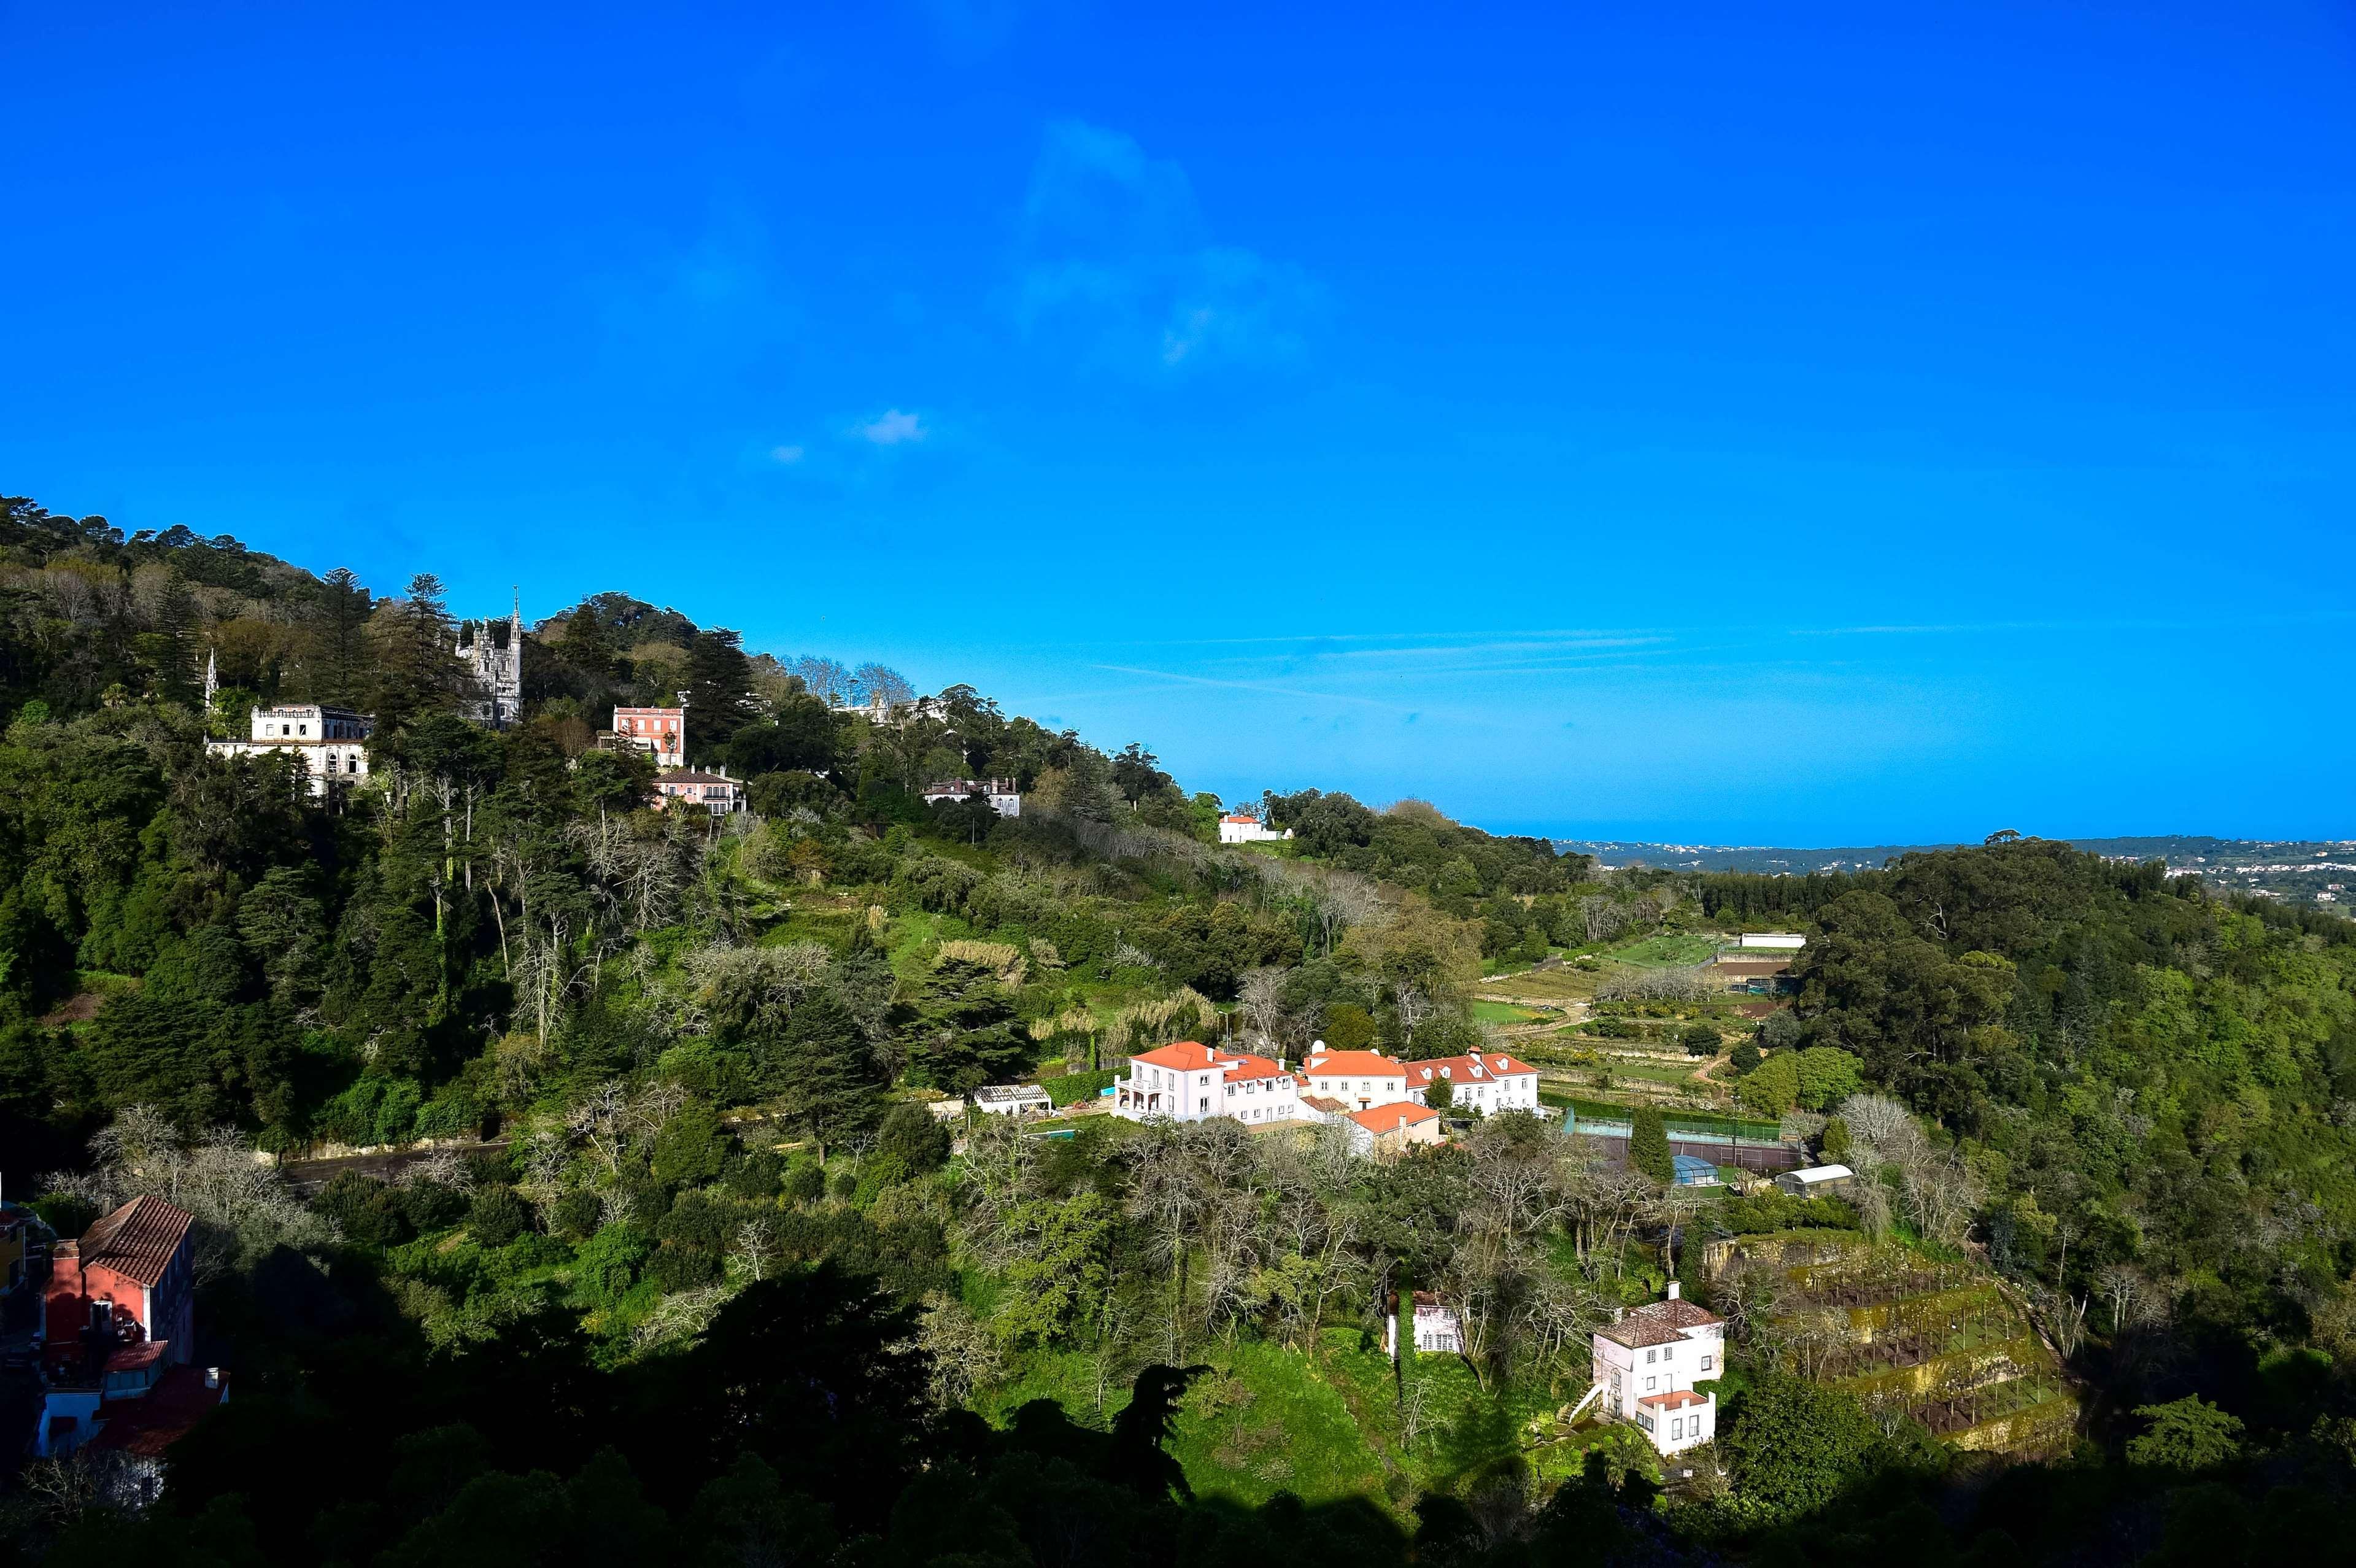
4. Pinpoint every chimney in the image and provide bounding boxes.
[1667,1281,1681,1301]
